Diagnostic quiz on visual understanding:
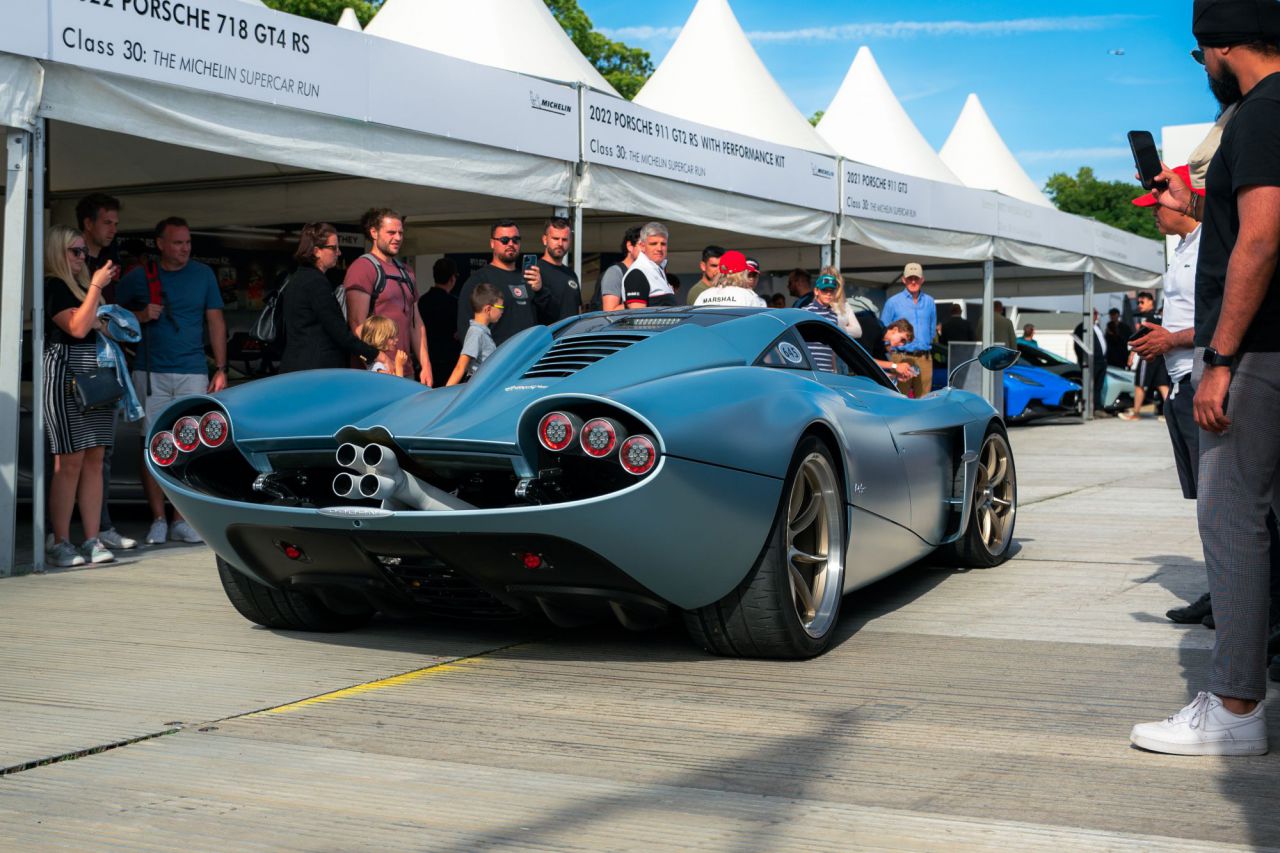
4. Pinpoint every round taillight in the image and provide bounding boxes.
[580,418,621,458]
[172,416,201,453]
[199,411,228,448]
[150,431,179,467]
[618,435,658,476]
[538,411,575,452]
